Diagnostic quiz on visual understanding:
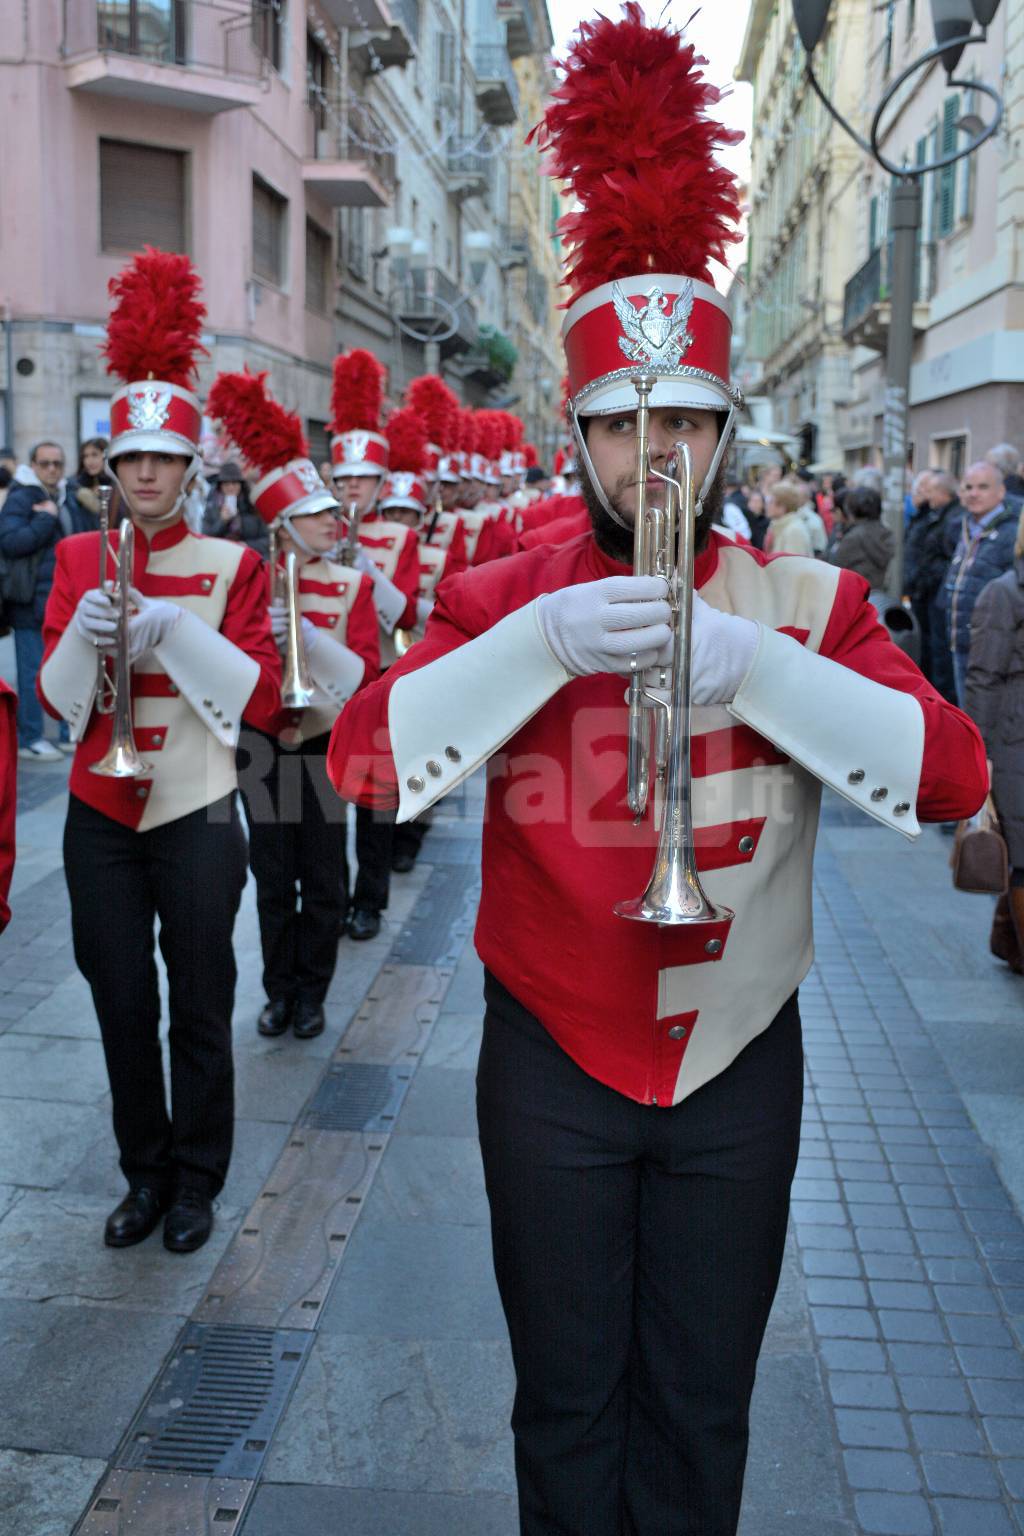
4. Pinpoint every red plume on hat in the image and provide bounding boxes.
[330,349,385,434]
[534,2,742,304]
[499,412,524,451]
[475,411,505,463]
[523,443,538,468]
[406,376,459,451]
[385,407,429,474]
[103,247,207,387]
[455,408,477,455]
[207,370,307,475]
